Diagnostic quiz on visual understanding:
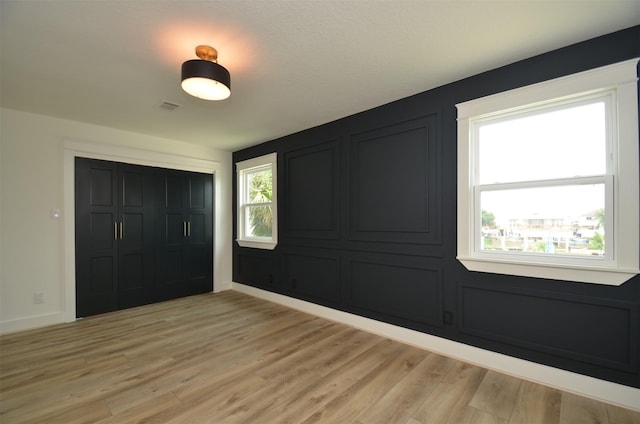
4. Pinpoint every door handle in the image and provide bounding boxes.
[187,221,191,237]
[114,222,118,240]
[183,221,187,237]
[119,222,123,240]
